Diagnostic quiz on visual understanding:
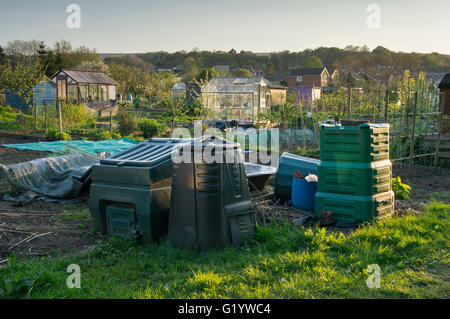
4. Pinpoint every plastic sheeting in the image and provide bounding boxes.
[0,153,99,199]
[2,138,139,156]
